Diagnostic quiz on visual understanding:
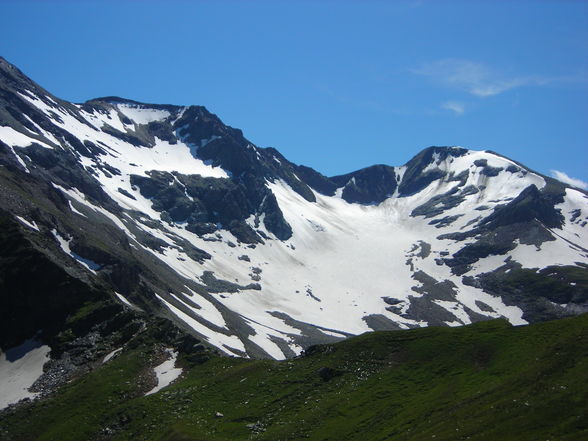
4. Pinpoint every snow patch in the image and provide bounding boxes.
[145,349,182,396]
[0,125,52,149]
[156,294,246,356]
[68,200,86,217]
[51,229,100,272]
[0,340,50,410]
[15,215,39,231]
[102,348,123,364]
[116,105,171,126]
[115,292,135,308]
